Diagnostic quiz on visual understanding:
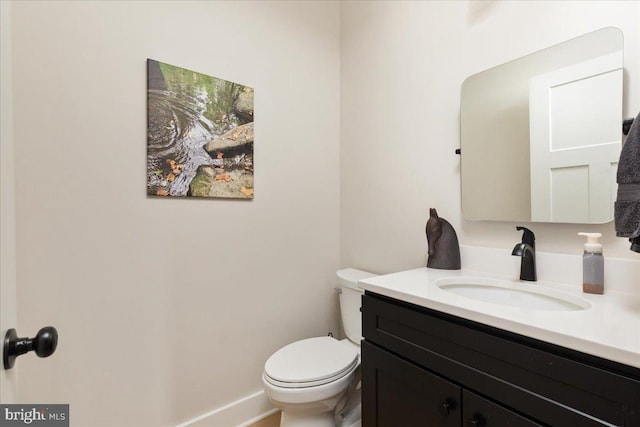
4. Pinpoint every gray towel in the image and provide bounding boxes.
[615,110,640,251]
